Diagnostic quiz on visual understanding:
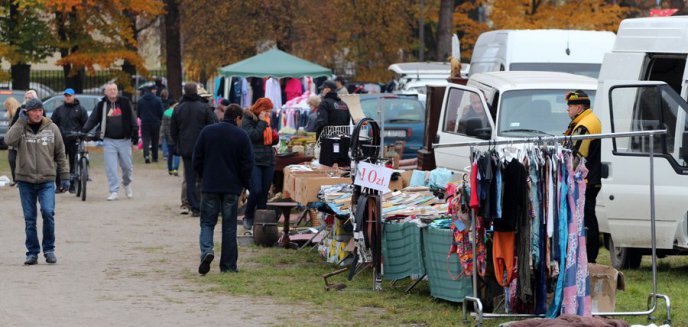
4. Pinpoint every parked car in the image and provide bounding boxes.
[0,81,56,99]
[0,90,26,149]
[359,94,425,159]
[42,94,102,118]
